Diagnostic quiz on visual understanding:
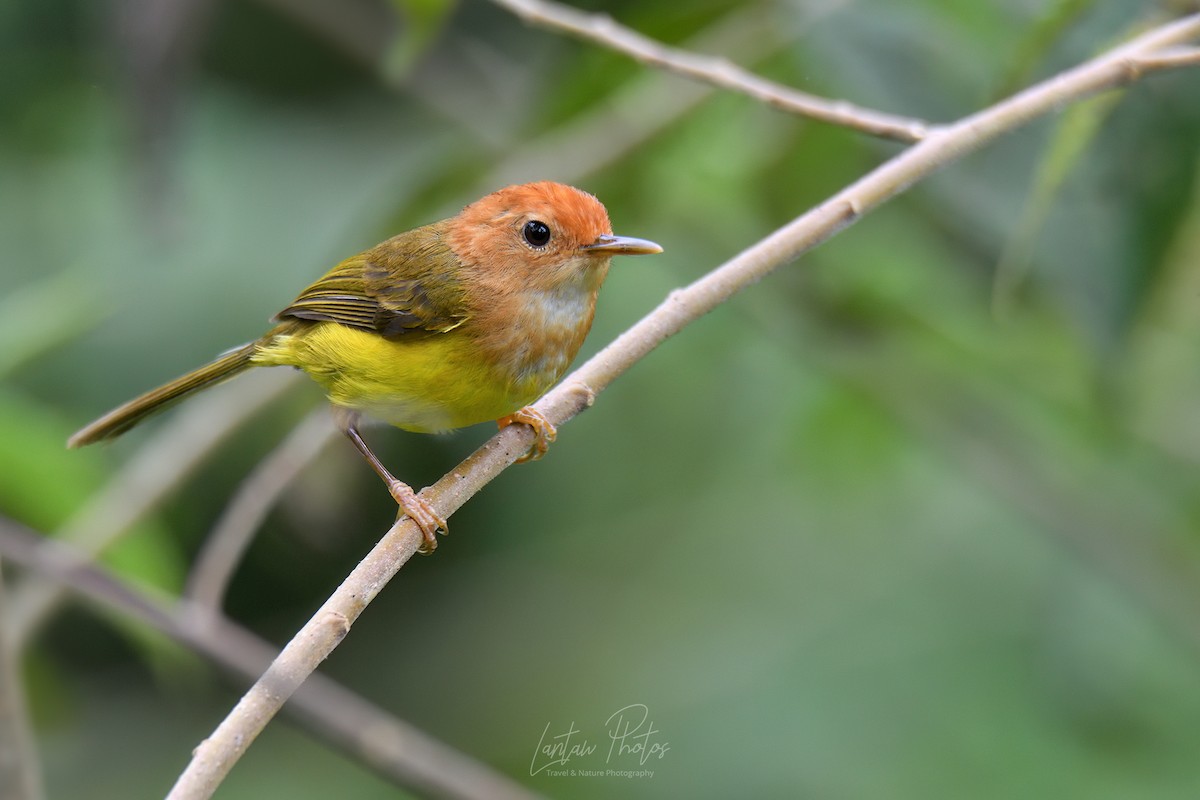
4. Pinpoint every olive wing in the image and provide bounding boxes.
[275,224,468,340]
